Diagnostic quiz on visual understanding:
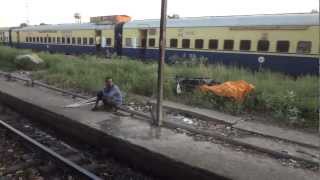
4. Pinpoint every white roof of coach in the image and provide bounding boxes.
[124,13,320,28]
[0,27,10,31]
[14,23,114,32]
